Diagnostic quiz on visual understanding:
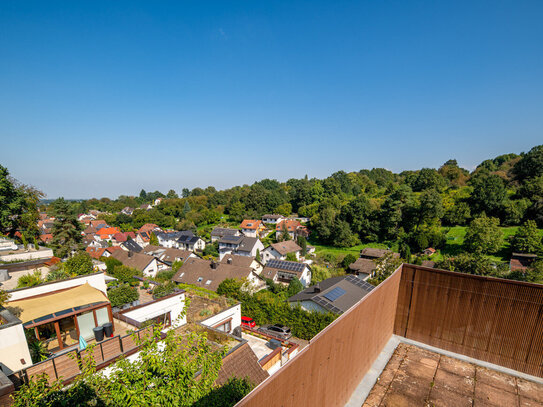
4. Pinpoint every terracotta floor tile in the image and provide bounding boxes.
[438,355,476,378]
[377,366,397,388]
[363,384,387,407]
[387,373,431,402]
[401,359,437,381]
[433,369,475,396]
[475,366,517,394]
[516,378,543,403]
[475,381,519,406]
[405,346,440,369]
[428,384,474,407]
